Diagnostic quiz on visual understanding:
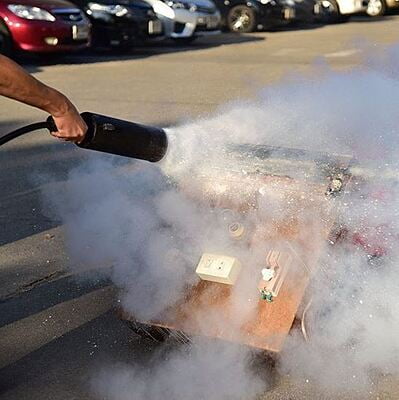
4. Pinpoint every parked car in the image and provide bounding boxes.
[213,0,296,33]
[70,0,163,48]
[314,0,368,21]
[0,0,91,55]
[366,0,395,16]
[291,0,319,23]
[144,0,221,44]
